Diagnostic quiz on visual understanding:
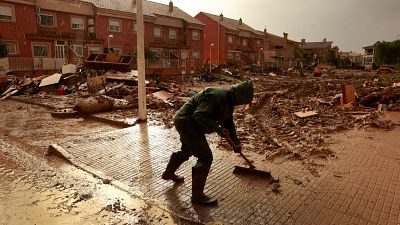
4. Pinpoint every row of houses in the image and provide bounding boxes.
[0,0,339,76]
